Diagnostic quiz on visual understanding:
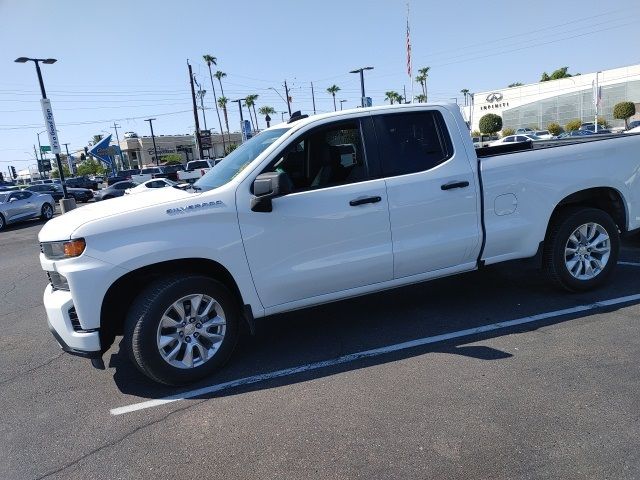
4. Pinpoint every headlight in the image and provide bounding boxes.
[41,238,86,260]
